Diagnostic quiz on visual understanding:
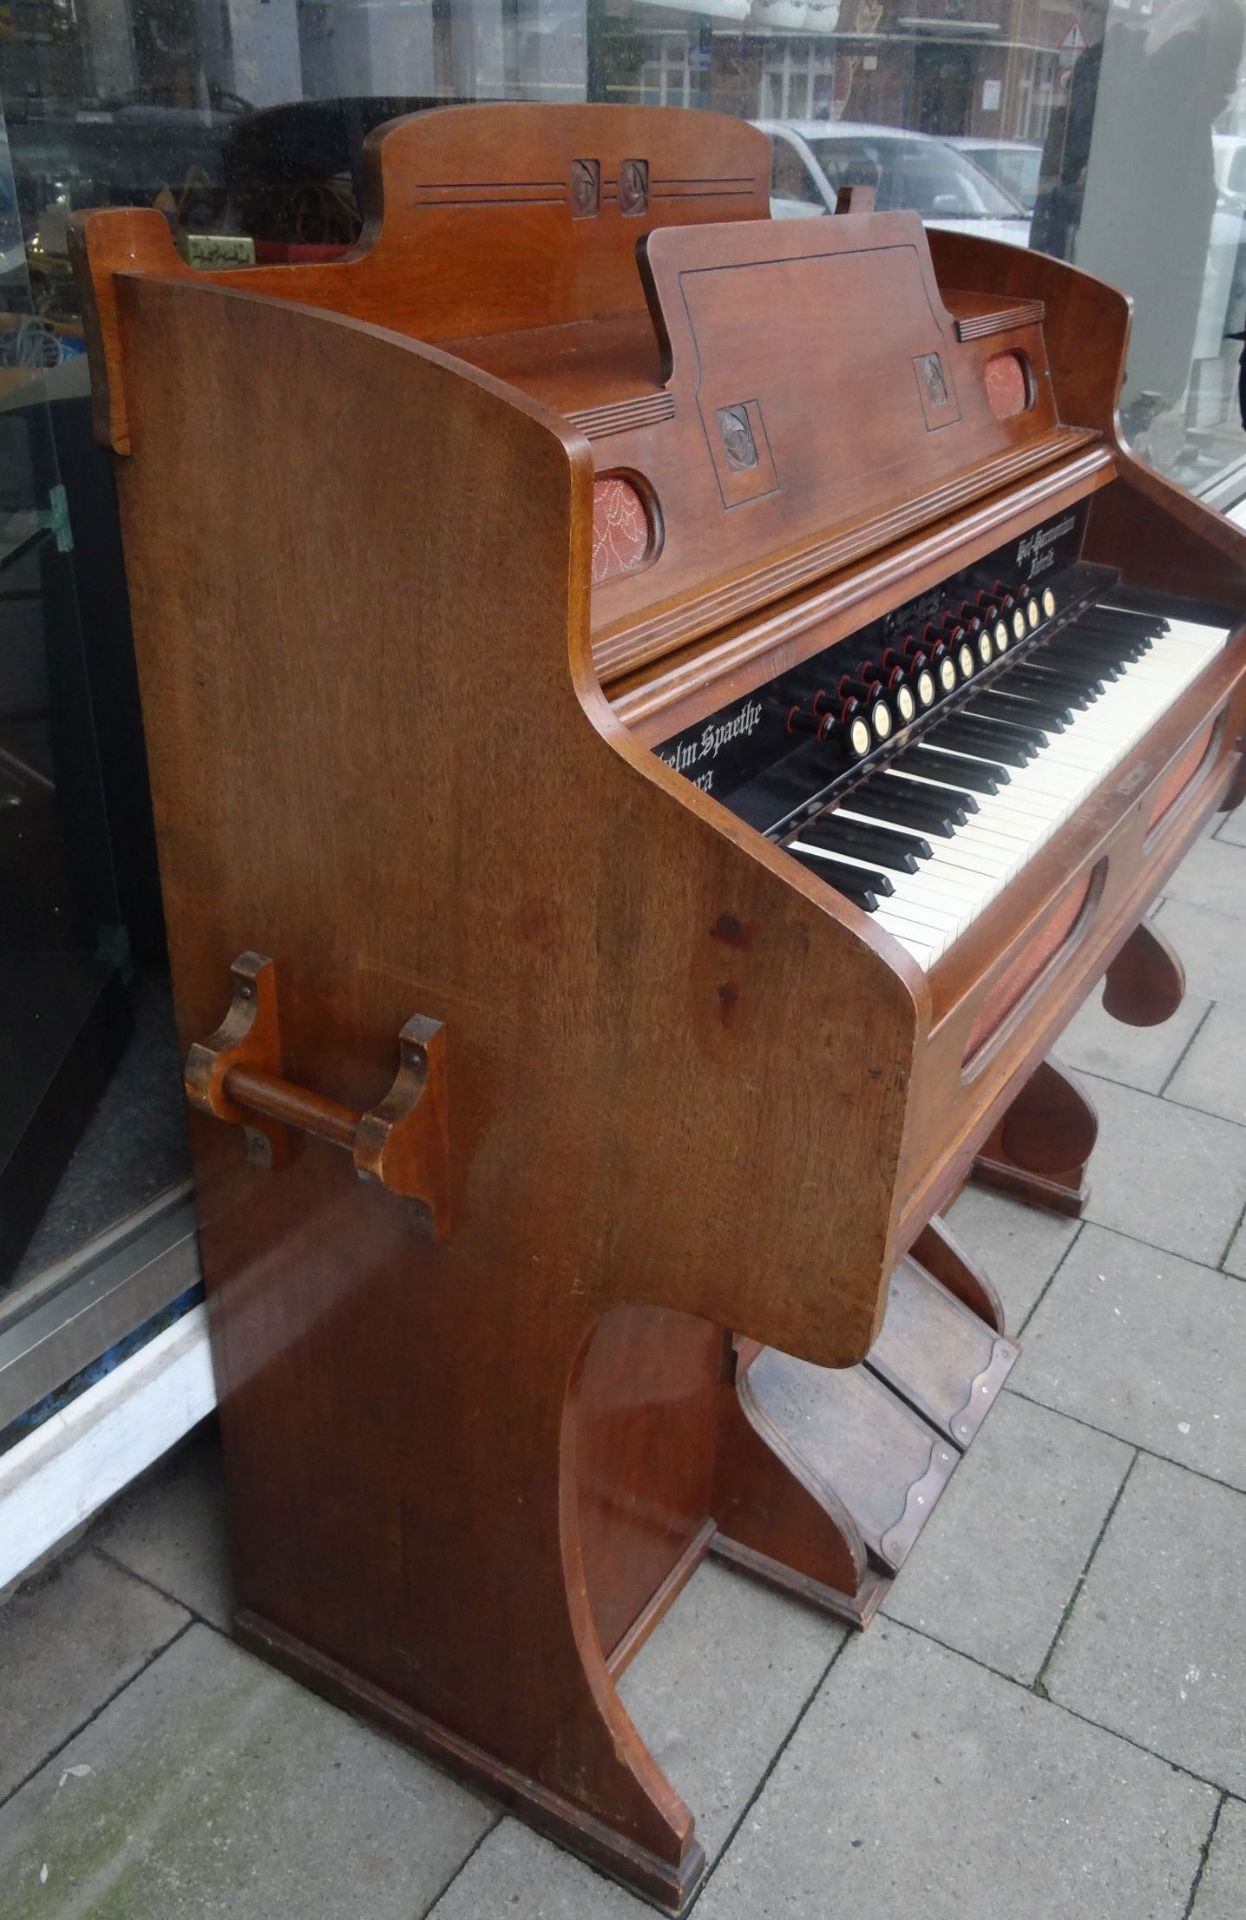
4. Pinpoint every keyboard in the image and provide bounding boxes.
[785,599,1230,966]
